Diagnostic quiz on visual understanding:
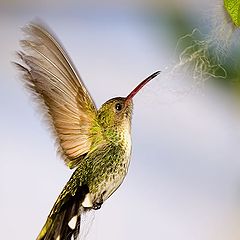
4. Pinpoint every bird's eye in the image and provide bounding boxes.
[115,103,122,111]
